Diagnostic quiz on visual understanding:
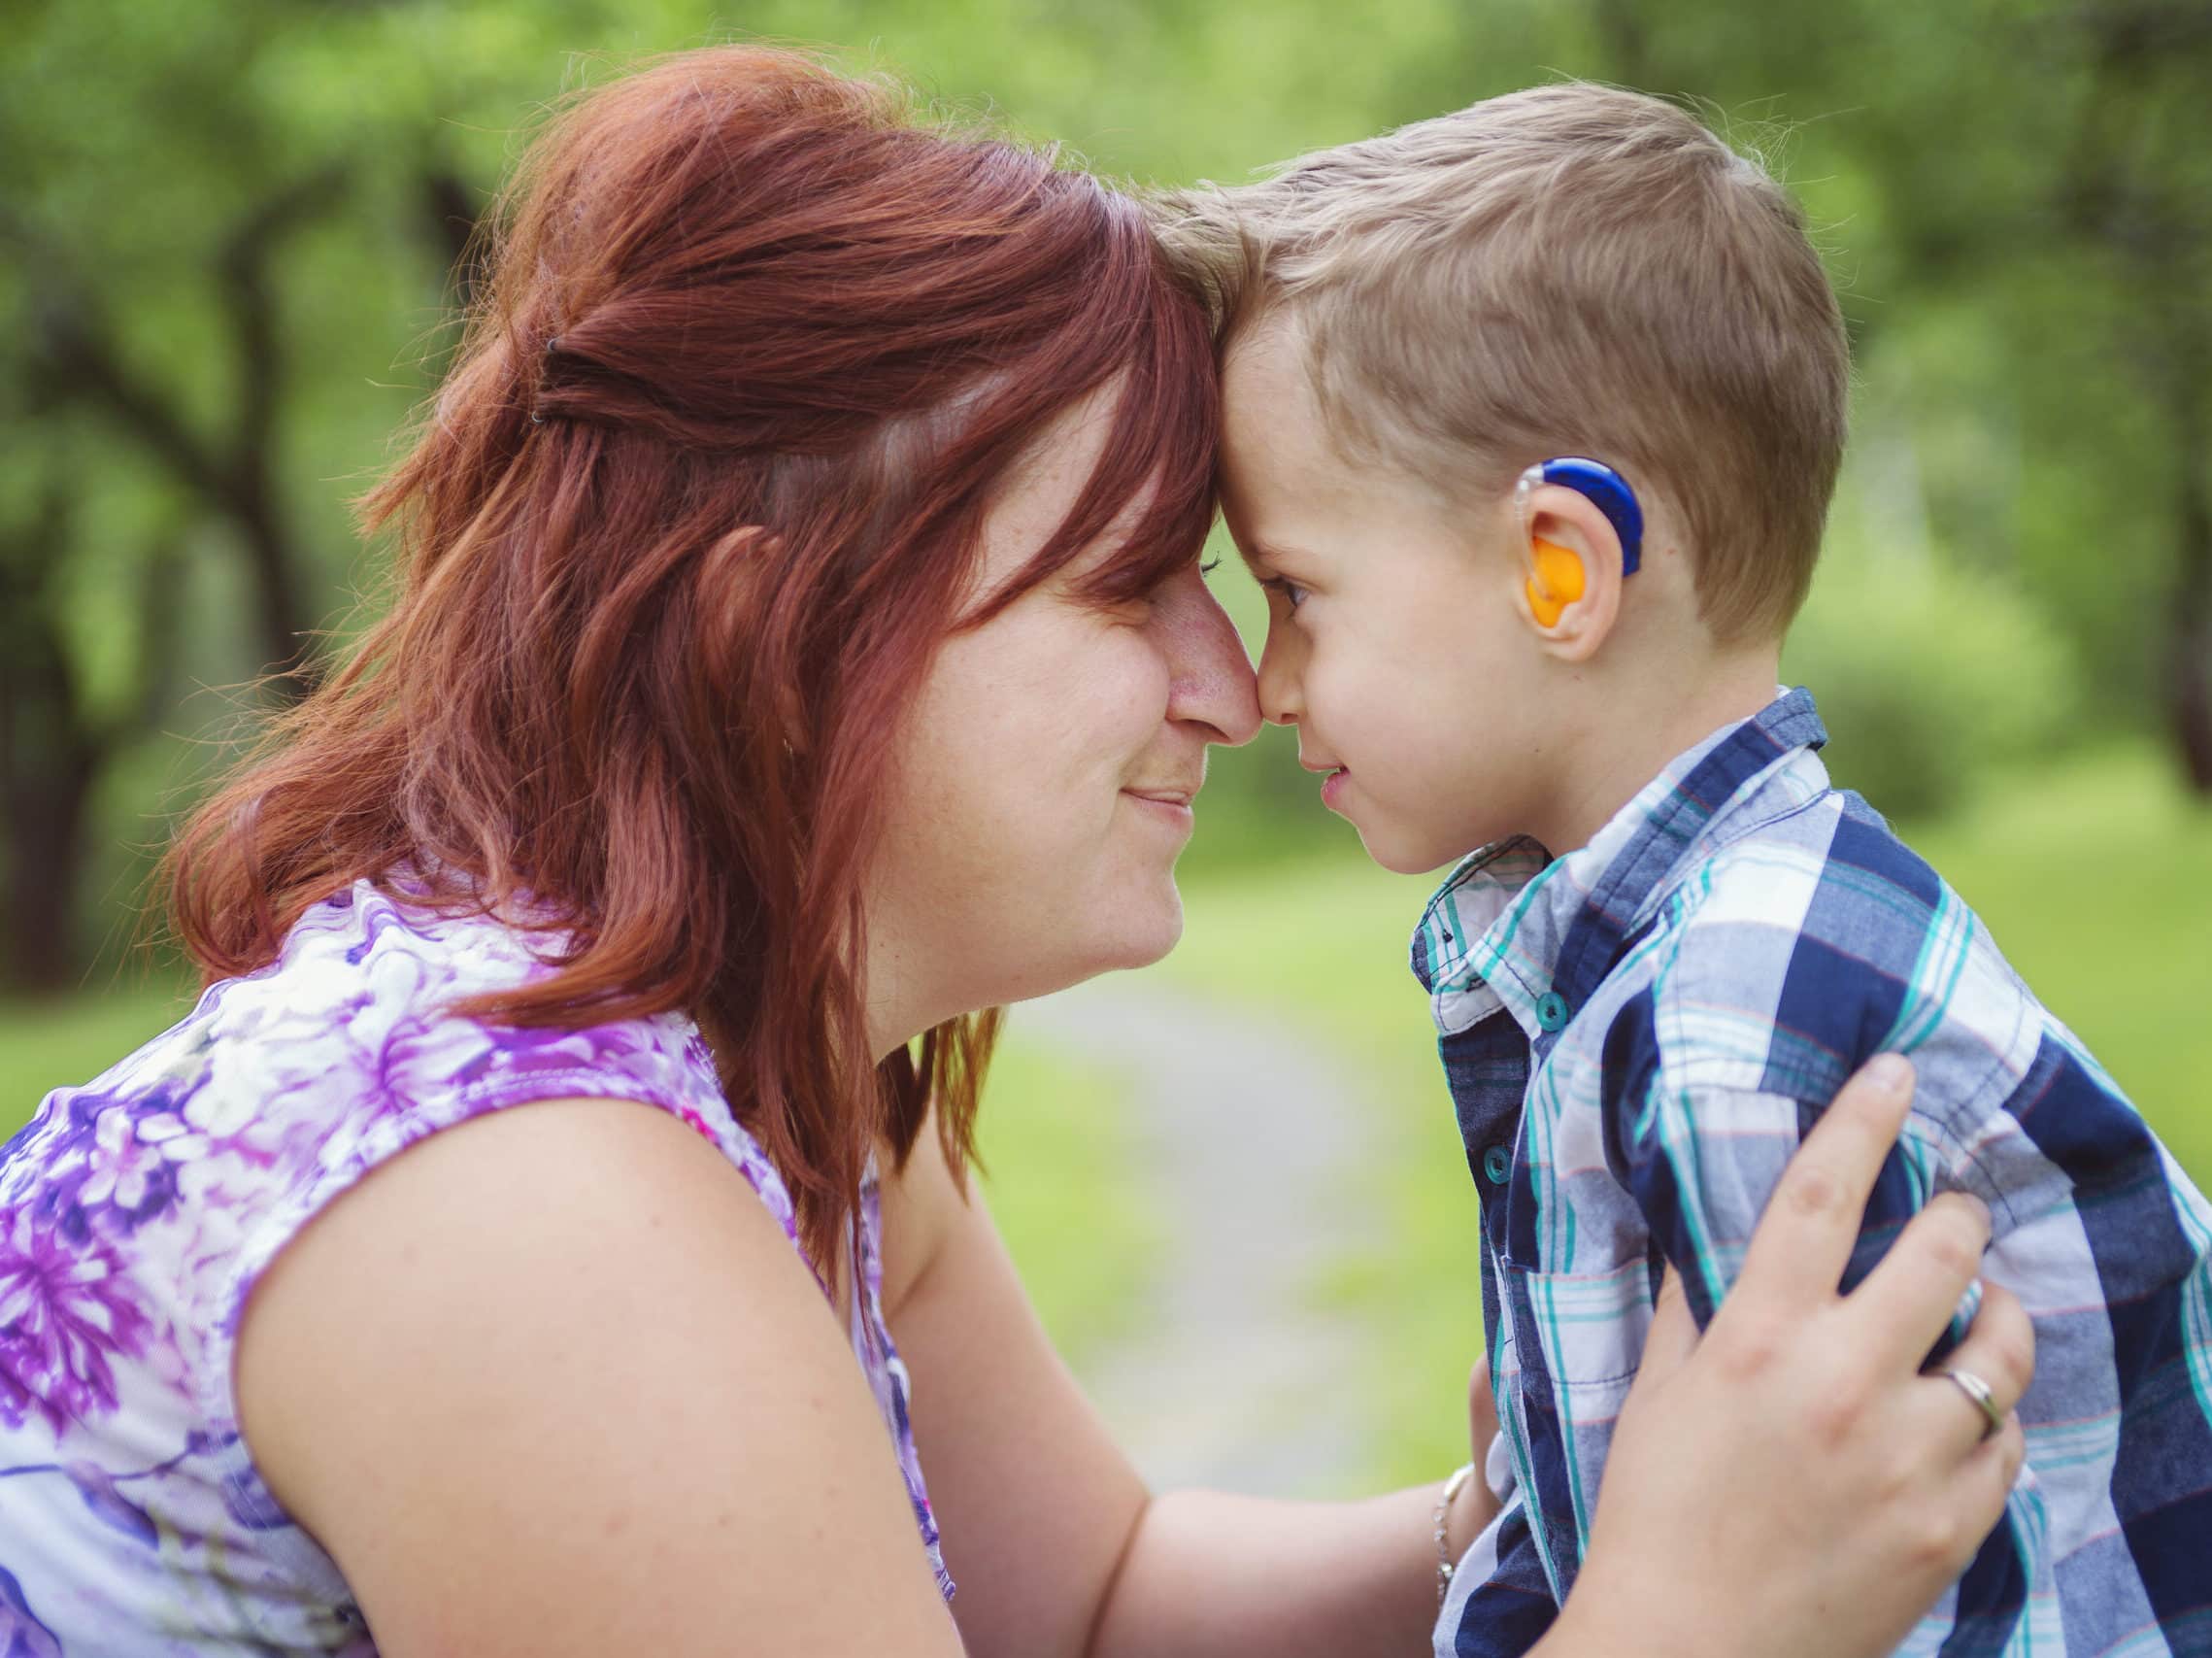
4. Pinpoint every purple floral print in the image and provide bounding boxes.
[0,880,948,1651]
[0,1210,154,1436]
